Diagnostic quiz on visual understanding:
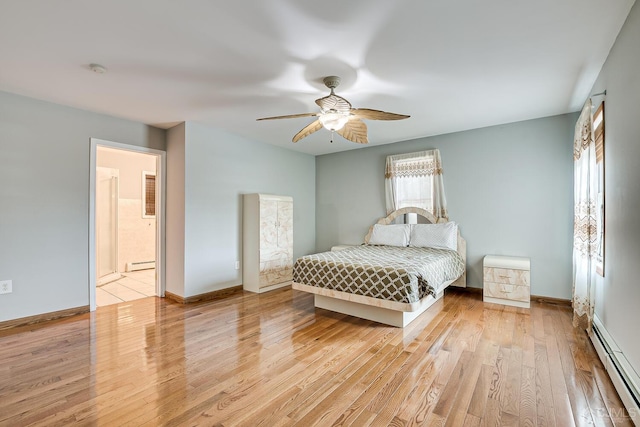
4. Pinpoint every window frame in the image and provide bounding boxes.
[142,171,156,219]
[386,151,441,214]
[593,102,605,277]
